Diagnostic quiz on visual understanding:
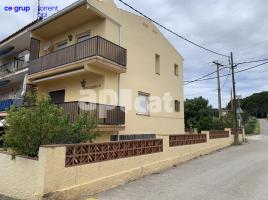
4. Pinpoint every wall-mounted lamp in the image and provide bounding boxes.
[81,80,86,88]
[81,80,101,89]
[68,34,73,42]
